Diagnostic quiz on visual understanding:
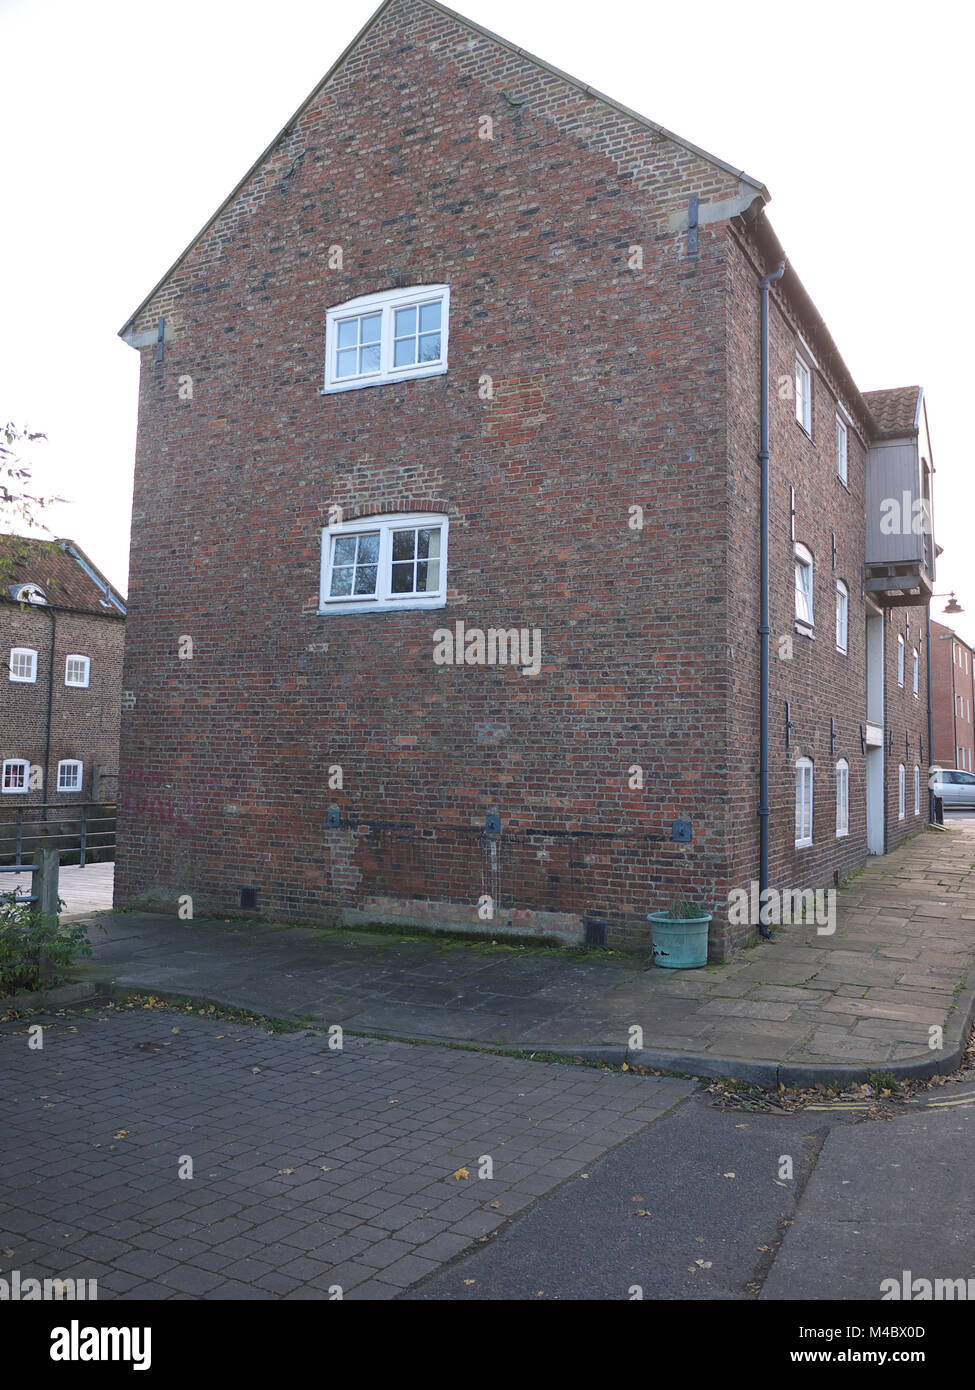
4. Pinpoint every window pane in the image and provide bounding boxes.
[336,348,357,378]
[353,565,377,595]
[392,530,416,561]
[337,320,357,348]
[394,306,417,337]
[357,533,380,564]
[333,536,356,565]
[359,344,381,374]
[418,332,441,362]
[393,338,417,367]
[360,313,382,343]
[419,302,441,332]
[418,559,440,592]
[330,567,353,597]
[391,561,415,594]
